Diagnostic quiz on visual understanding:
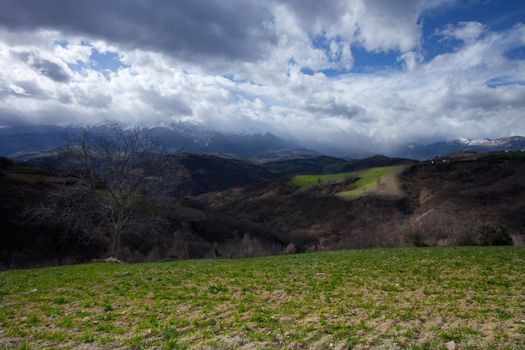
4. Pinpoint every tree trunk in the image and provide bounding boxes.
[115,230,121,259]
[110,228,122,259]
